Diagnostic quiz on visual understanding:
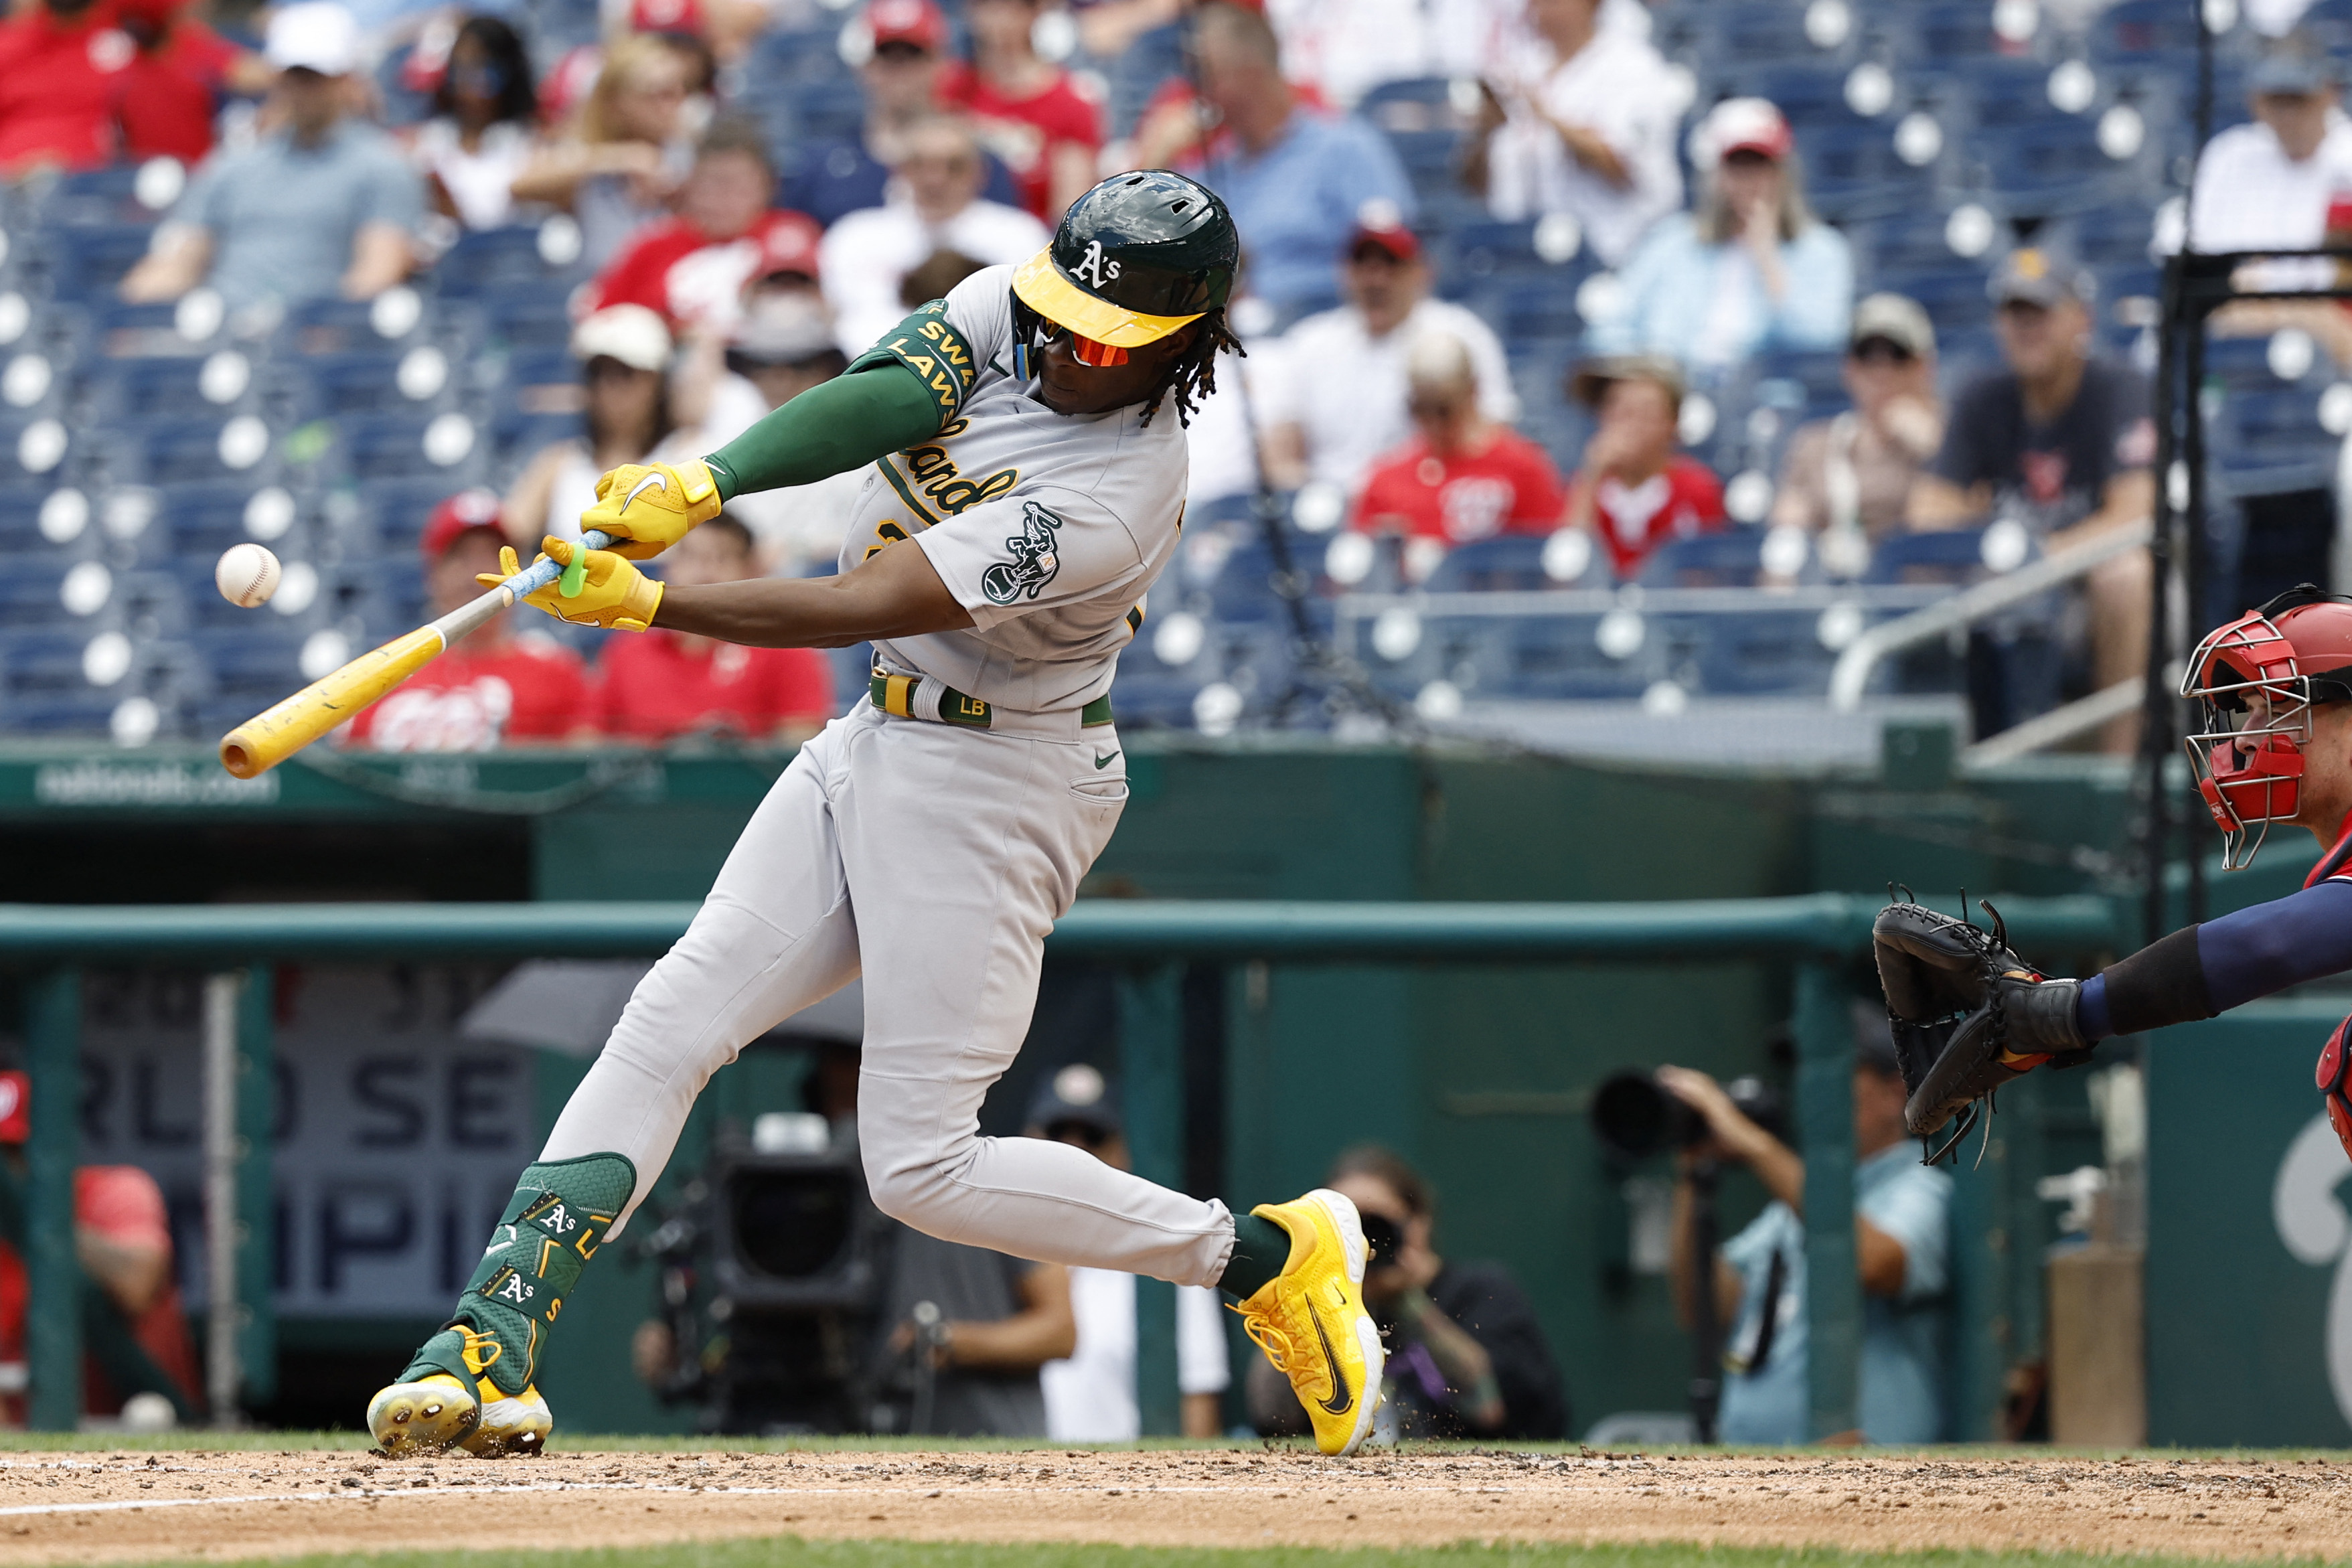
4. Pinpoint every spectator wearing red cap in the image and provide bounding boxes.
[506,303,710,550]
[1562,355,1726,580]
[343,493,589,752]
[512,35,697,272]
[1261,210,1517,498]
[591,514,834,744]
[1590,97,1853,376]
[779,0,1026,228]
[1464,0,1681,268]
[1354,334,1563,566]
[584,116,822,333]
[818,114,1048,355]
[935,0,1103,224]
[402,15,540,233]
